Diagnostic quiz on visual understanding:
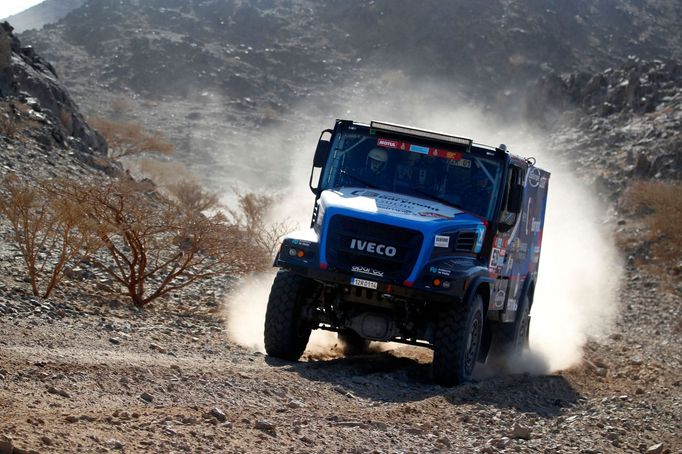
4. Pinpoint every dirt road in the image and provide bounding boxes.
[0,260,680,453]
